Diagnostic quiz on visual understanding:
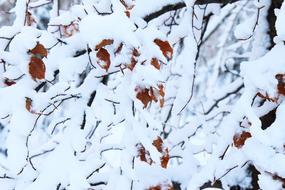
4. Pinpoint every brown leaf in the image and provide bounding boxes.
[150,87,158,102]
[97,48,111,71]
[149,183,173,190]
[154,39,173,60]
[95,39,114,50]
[159,84,165,97]
[256,92,277,102]
[151,58,160,70]
[26,11,36,26]
[115,43,123,54]
[4,78,16,86]
[153,137,163,153]
[30,43,48,58]
[136,88,152,108]
[29,57,46,80]
[159,99,164,108]
[137,143,153,164]
[233,131,252,148]
[161,148,170,168]
[276,74,285,96]
[25,97,32,112]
